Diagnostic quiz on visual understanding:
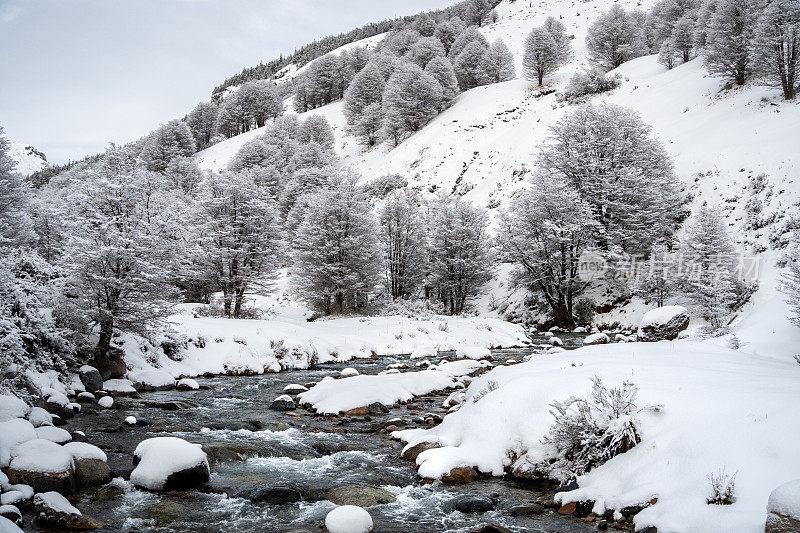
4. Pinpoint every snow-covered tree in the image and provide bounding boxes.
[164,156,204,195]
[449,26,490,60]
[659,38,680,69]
[425,56,461,104]
[299,115,335,151]
[497,174,599,327]
[680,203,745,329]
[704,0,763,85]
[405,36,447,68]
[523,29,564,85]
[672,15,697,62]
[385,29,423,57]
[379,189,427,300]
[780,231,800,327]
[484,39,516,83]
[353,103,384,146]
[58,148,183,359]
[186,101,218,149]
[634,244,679,306]
[538,103,682,256]
[193,169,282,318]
[413,13,437,37]
[291,174,383,315]
[344,62,385,125]
[427,197,493,315]
[544,16,574,62]
[751,0,800,100]
[0,126,33,247]
[382,62,444,139]
[435,17,467,55]
[454,39,492,89]
[462,0,491,27]
[294,54,346,111]
[586,5,649,71]
[140,120,197,172]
